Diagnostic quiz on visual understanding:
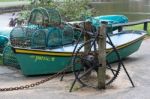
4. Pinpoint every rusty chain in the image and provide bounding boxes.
[0,65,71,92]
